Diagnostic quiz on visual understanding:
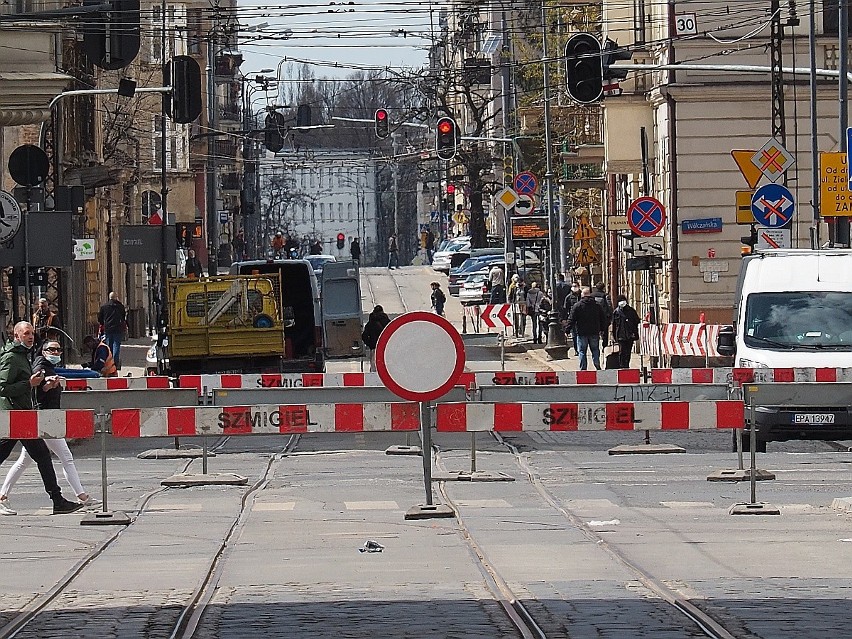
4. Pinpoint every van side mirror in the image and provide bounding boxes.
[717,325,735,357]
